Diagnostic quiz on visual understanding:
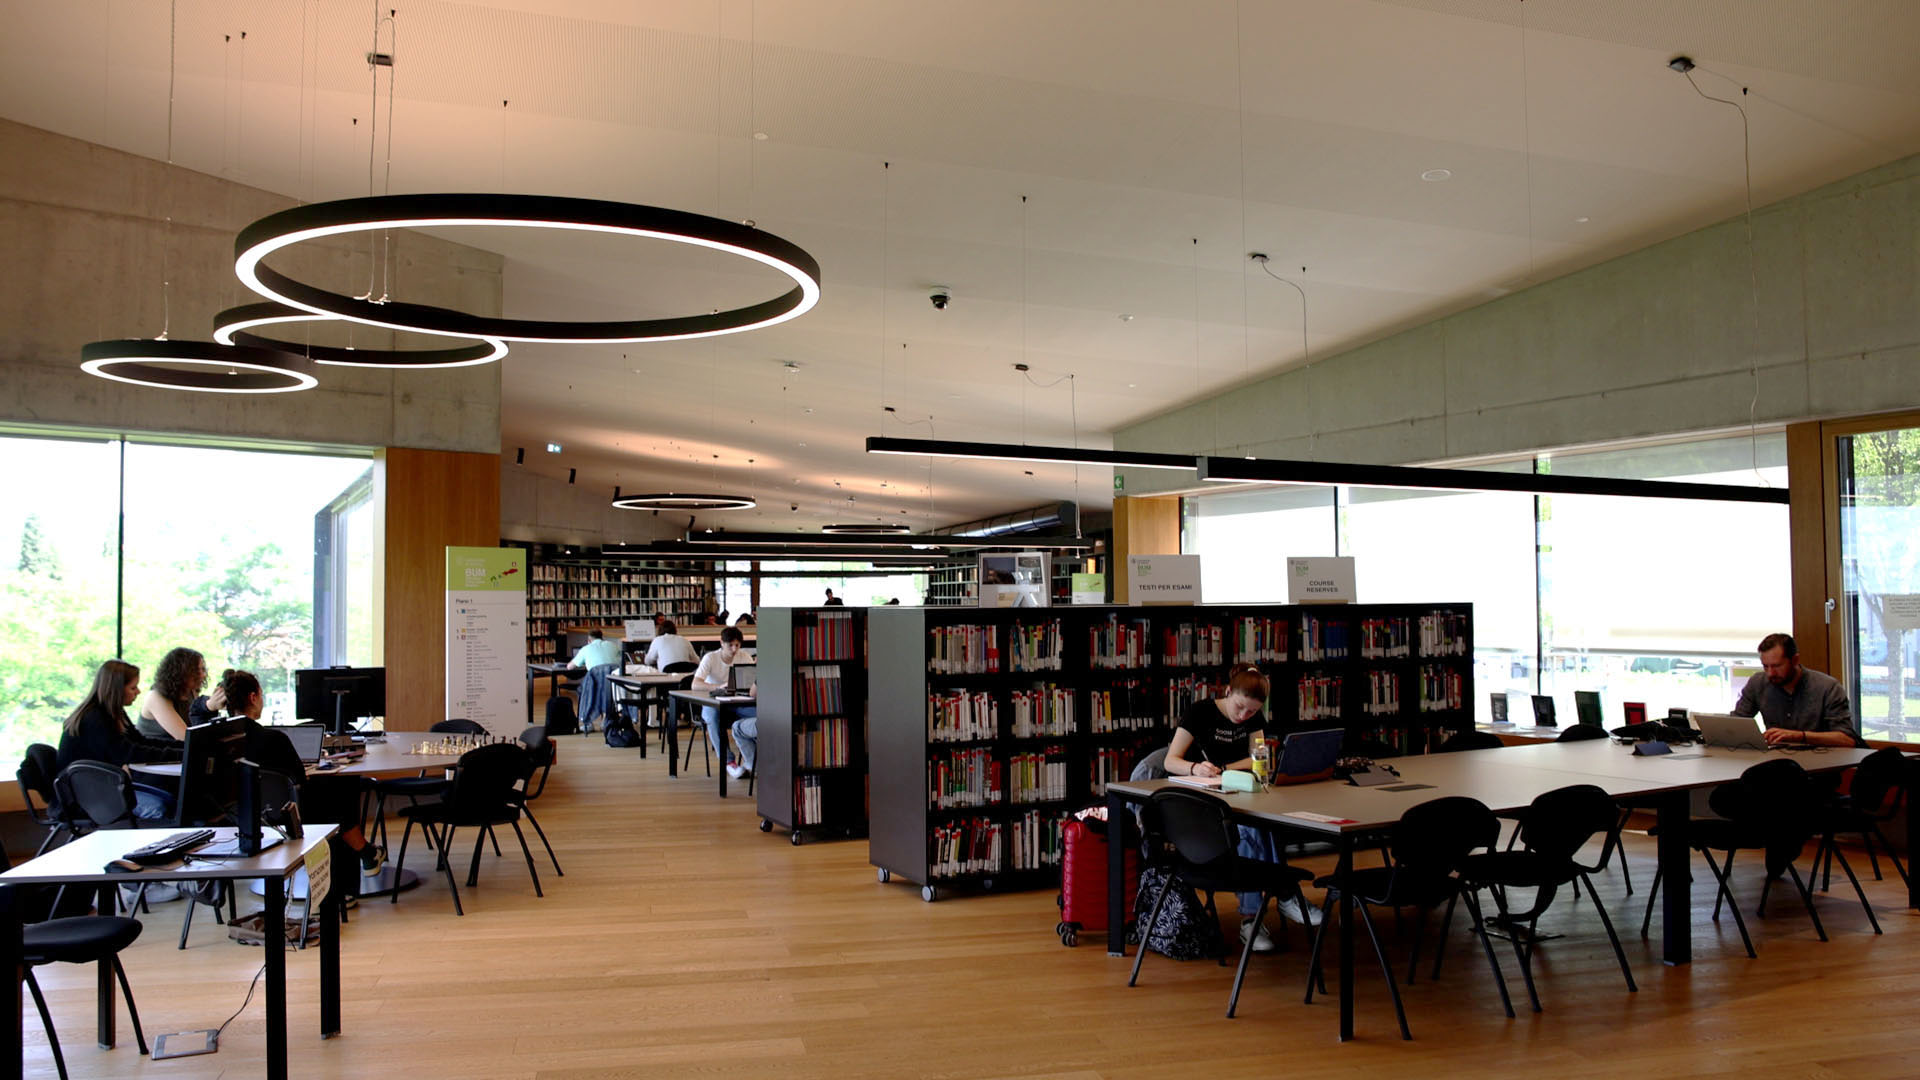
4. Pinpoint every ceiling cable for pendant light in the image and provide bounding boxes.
[81,0,316,393]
